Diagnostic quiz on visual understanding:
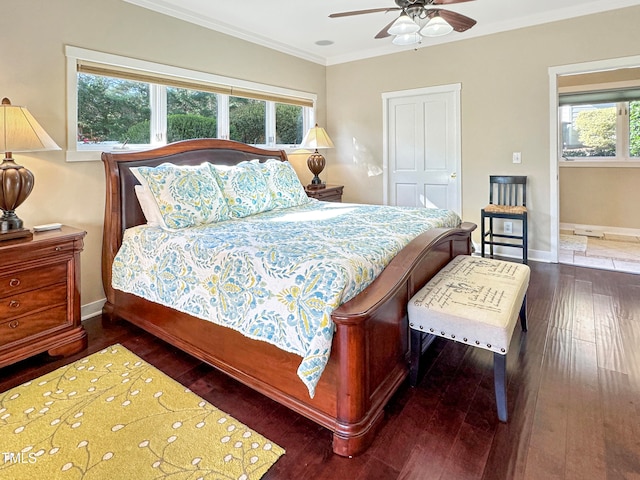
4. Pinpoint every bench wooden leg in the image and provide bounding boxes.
[409,330,421,387]
[494,352,508,422]
[520,295,528,332]
[409,330,437,387]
